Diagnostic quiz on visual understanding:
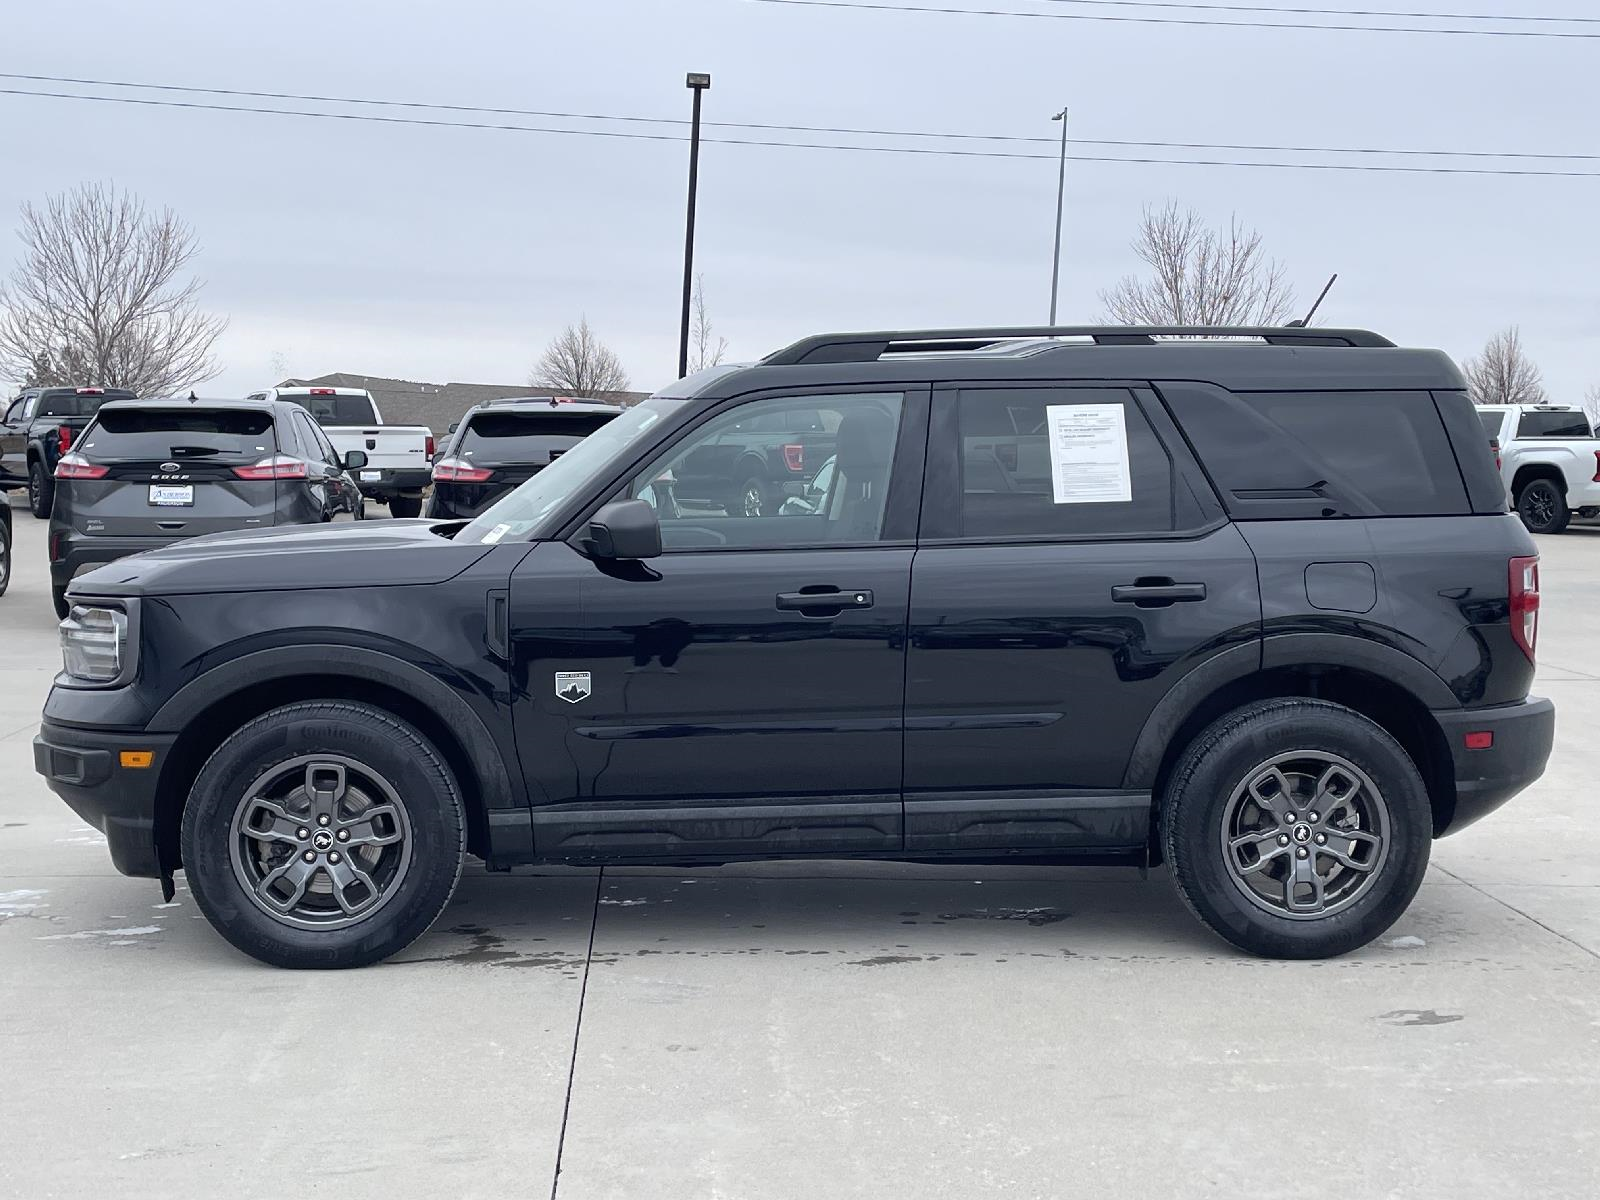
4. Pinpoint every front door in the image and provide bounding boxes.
[904,384,1262,854]
[508,387,928,860]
